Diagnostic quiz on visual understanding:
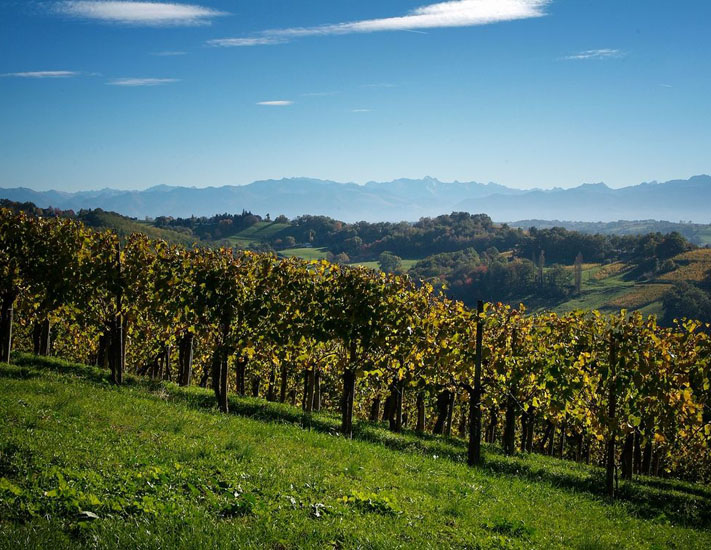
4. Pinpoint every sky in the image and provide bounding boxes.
[1,0,710,192]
